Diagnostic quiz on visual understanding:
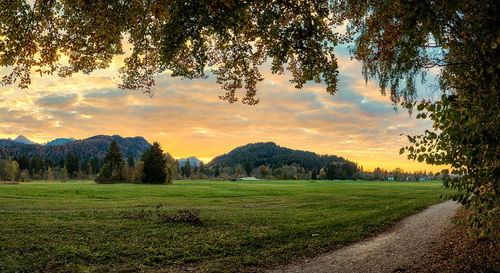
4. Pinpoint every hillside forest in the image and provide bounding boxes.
[0,136,437,184]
